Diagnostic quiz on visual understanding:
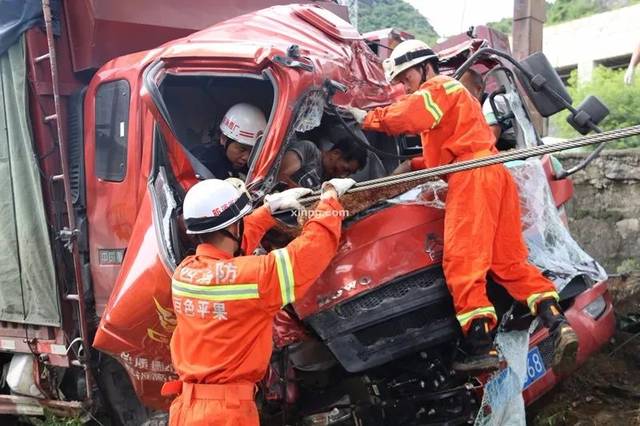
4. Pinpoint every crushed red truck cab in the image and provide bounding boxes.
[0,2,615,424]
